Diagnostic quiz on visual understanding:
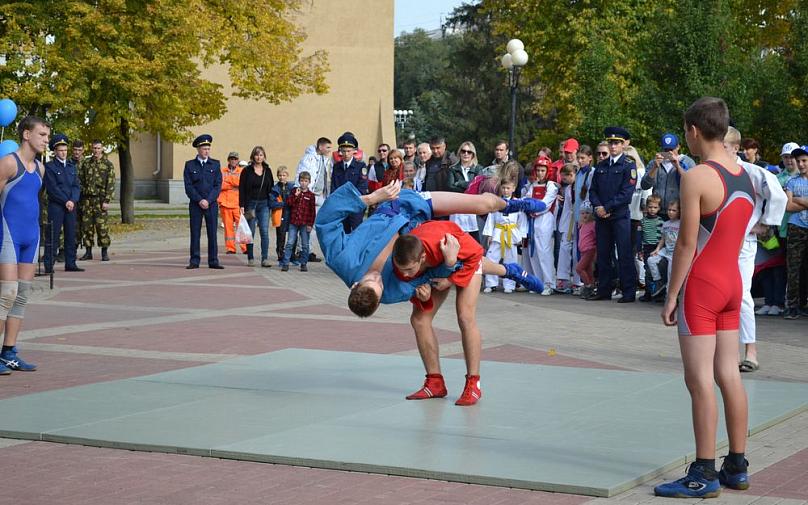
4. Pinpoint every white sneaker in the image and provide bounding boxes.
[483,287,493,294]
[768,305,783,316]
[755,305,771,316]
[503,289,513,294]
[541,287,553,296]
